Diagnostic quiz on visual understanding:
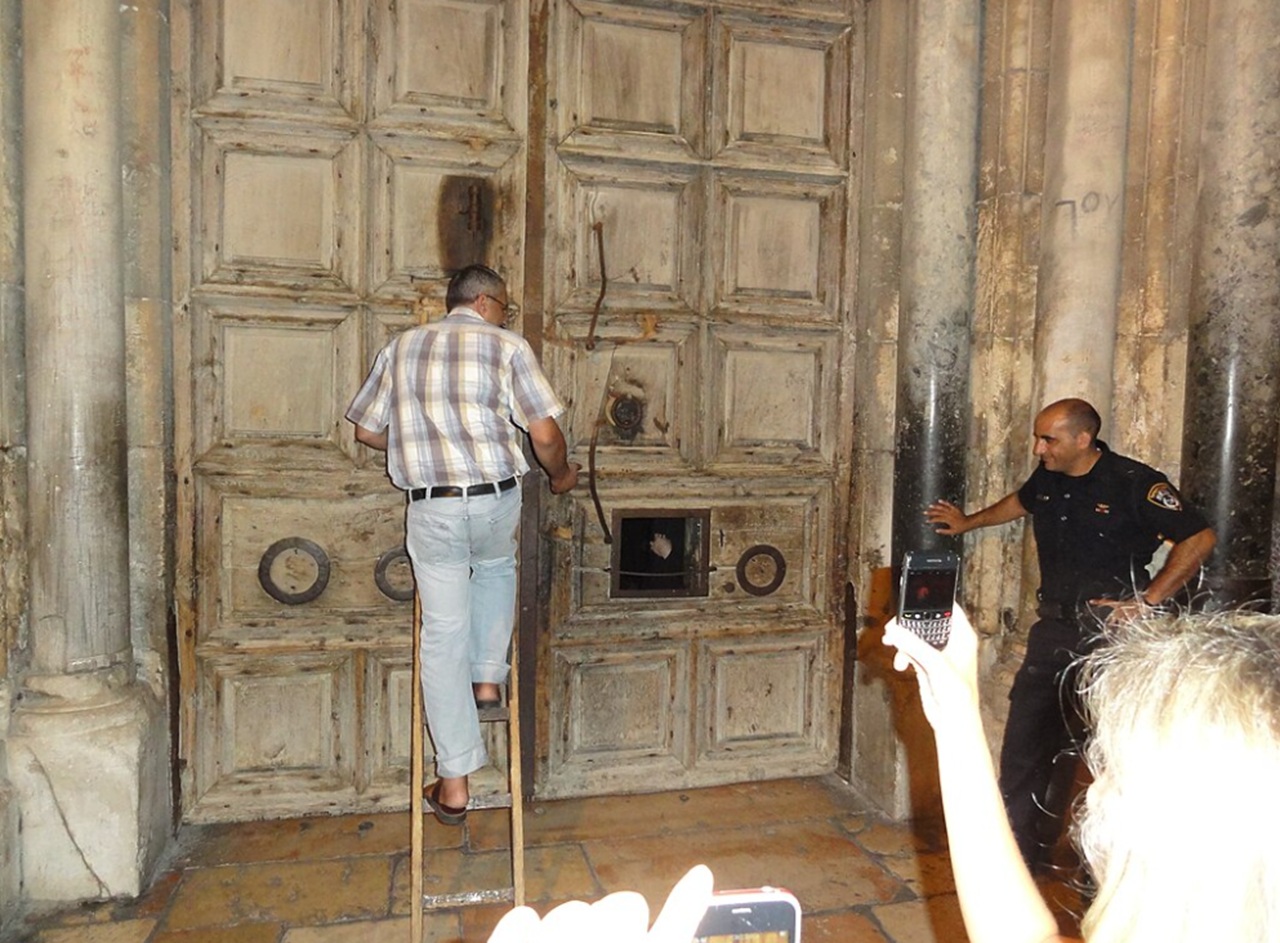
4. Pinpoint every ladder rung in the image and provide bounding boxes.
[422,887,515,910]
[477,704,510,723]
[467,792,513,811]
